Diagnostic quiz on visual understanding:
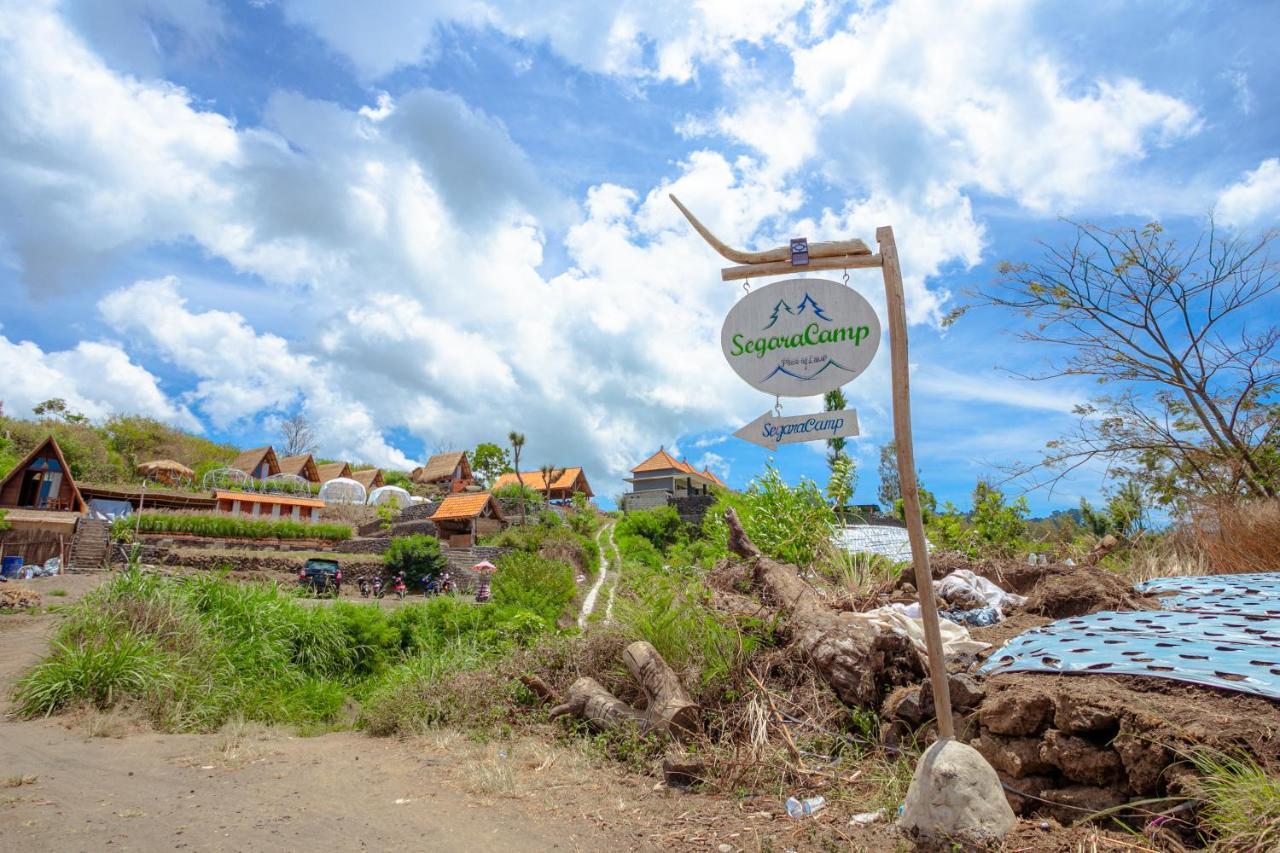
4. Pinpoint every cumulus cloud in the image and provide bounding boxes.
[280,0,816,82]
[0,332,198,429]
[1216,159,1280,227]
[98,277,413,468]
